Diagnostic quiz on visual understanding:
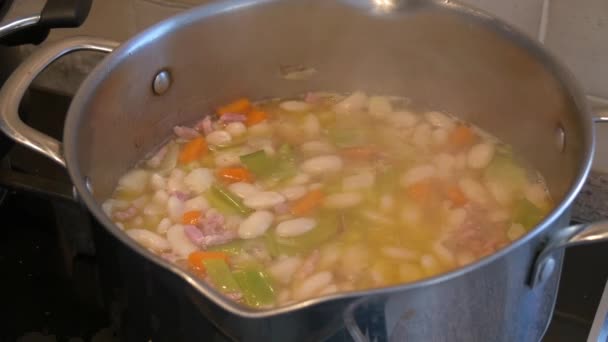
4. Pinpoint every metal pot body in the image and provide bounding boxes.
[0,1,597,341]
